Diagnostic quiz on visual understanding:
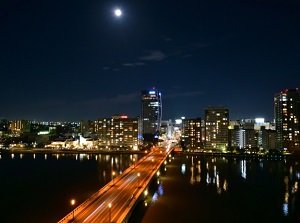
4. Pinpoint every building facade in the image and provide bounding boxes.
[141,88,162,142]
[274,88,300,152]
[96,115,141,150]
[182,118,203,150]
[204,106,229,151]
[258,126,276,151]
[229,119,276,152]
[10,119,31,135]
